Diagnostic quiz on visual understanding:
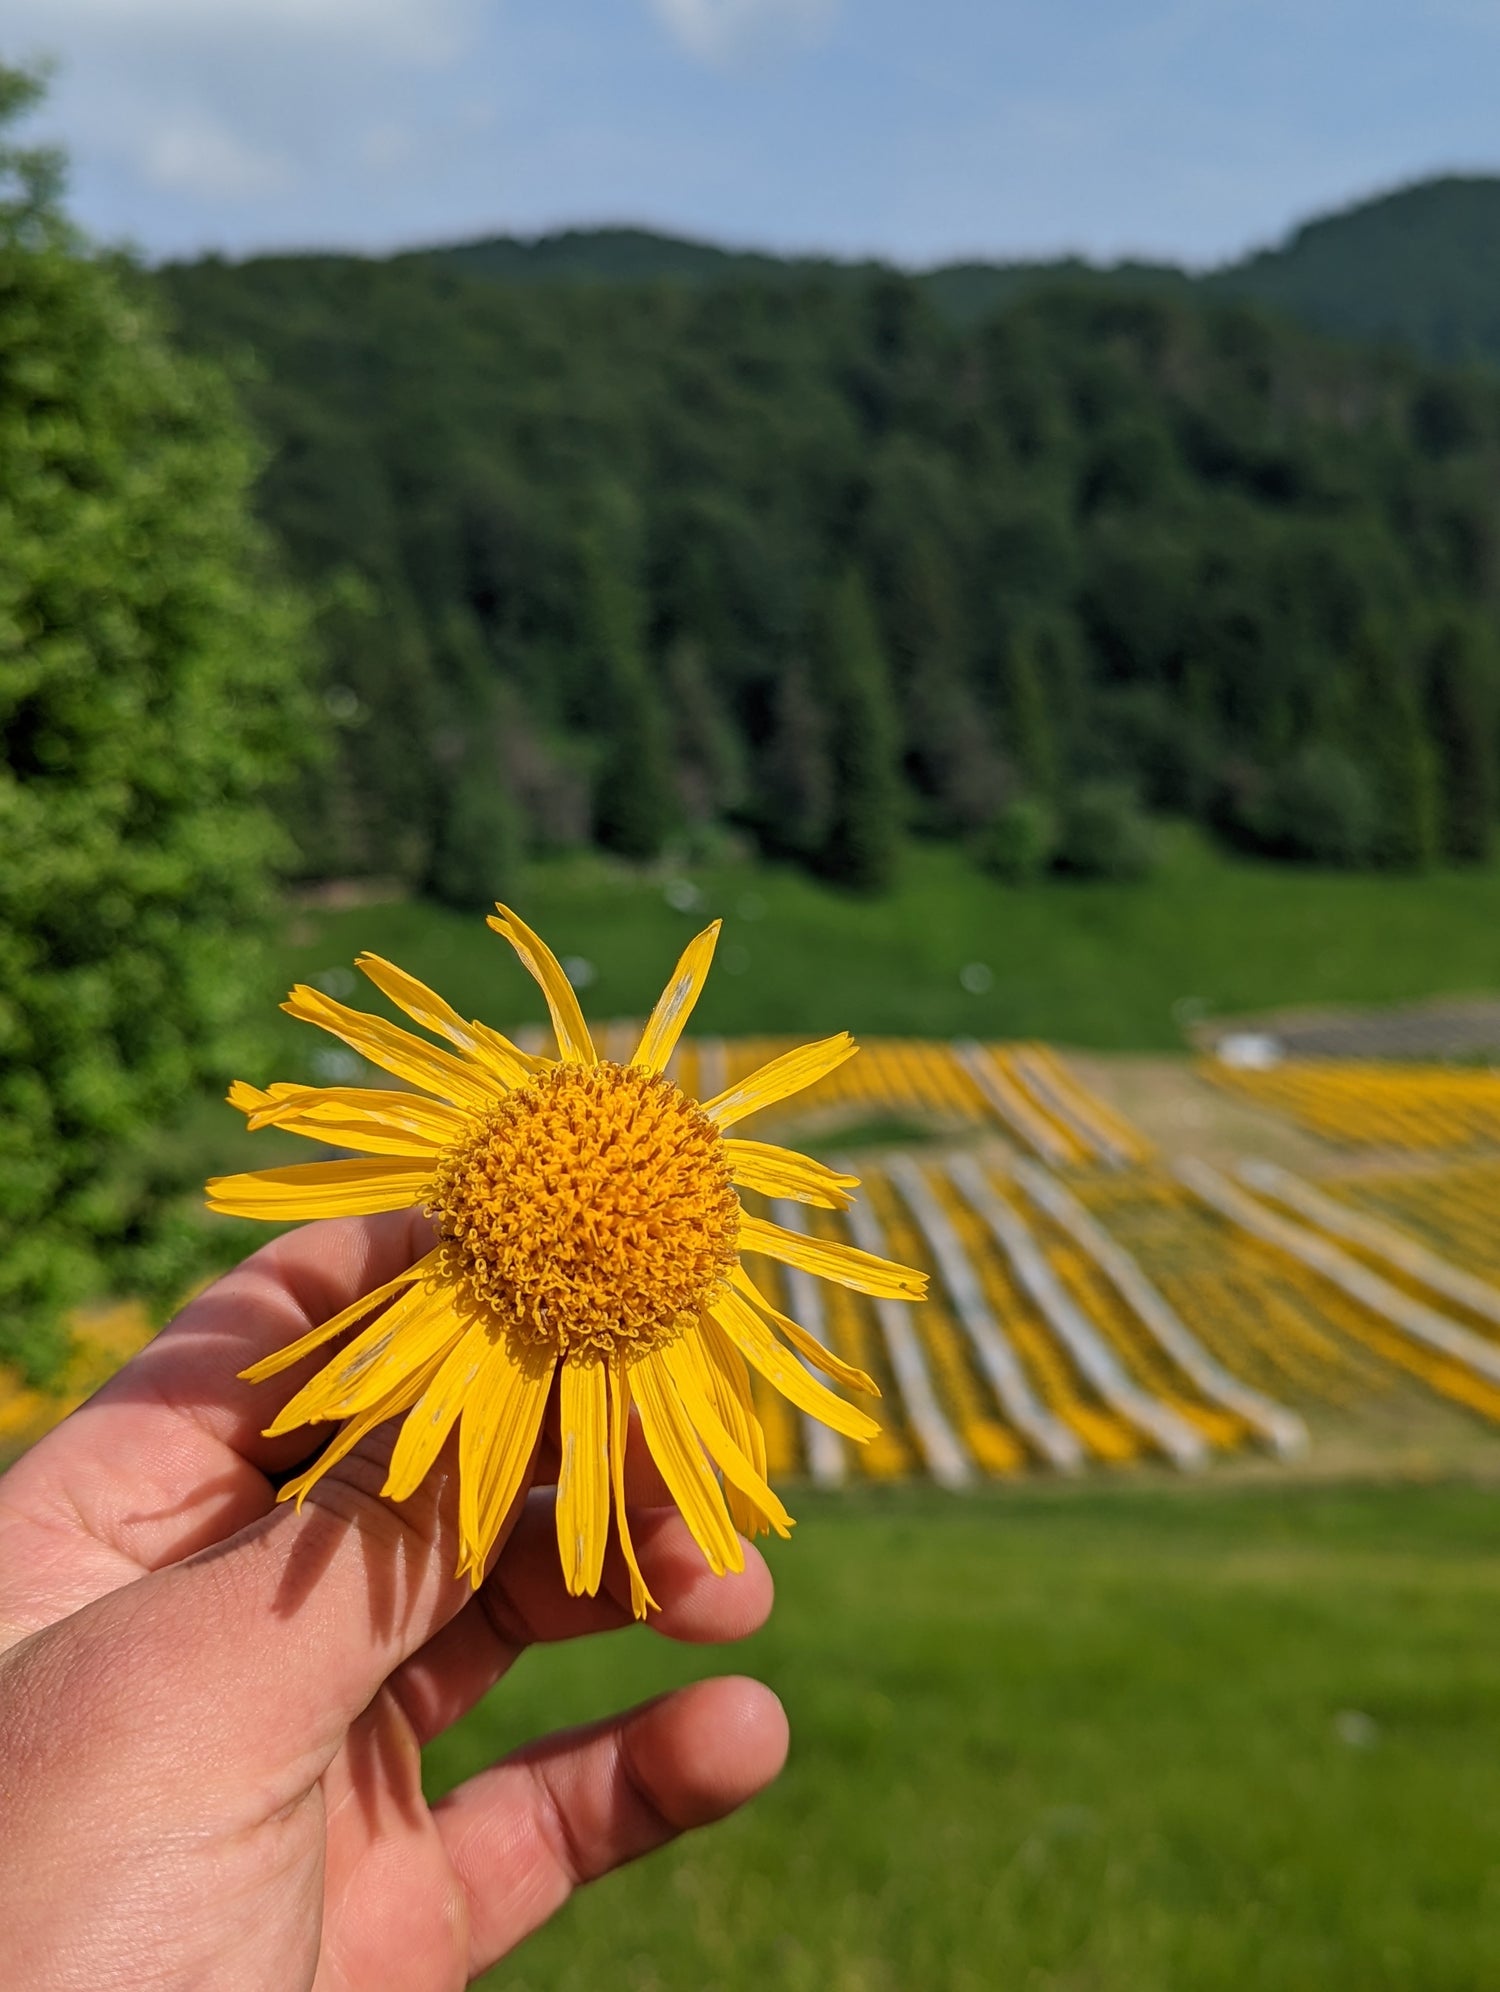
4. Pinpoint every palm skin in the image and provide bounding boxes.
[0,1210,787,1991]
